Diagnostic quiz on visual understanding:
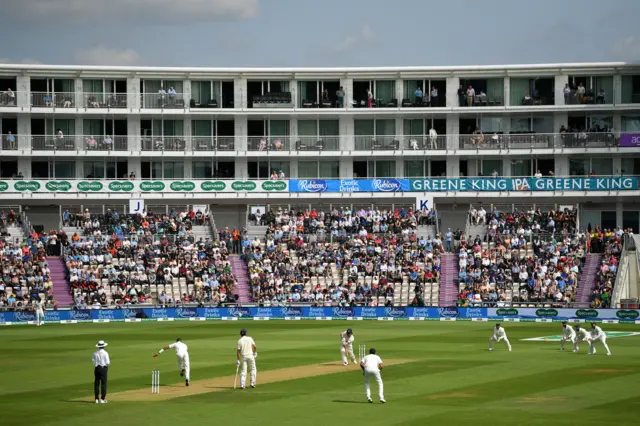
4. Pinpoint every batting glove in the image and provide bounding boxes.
[254,353,258,358]
[236,360,240,367]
